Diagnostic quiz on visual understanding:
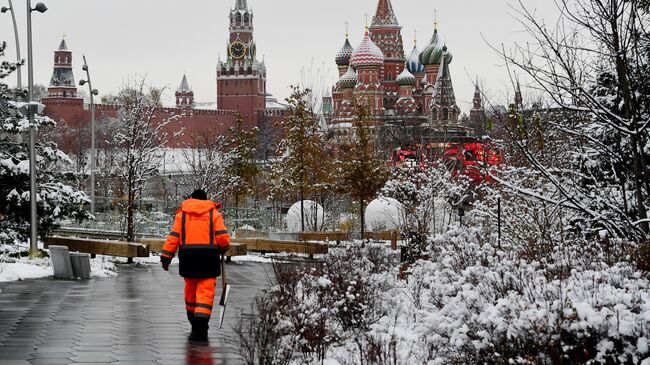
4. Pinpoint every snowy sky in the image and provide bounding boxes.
[0,0,559,113]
